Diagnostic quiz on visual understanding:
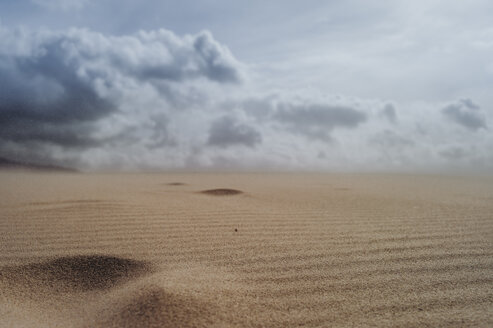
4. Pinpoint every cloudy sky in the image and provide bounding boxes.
[0,0,492,172]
